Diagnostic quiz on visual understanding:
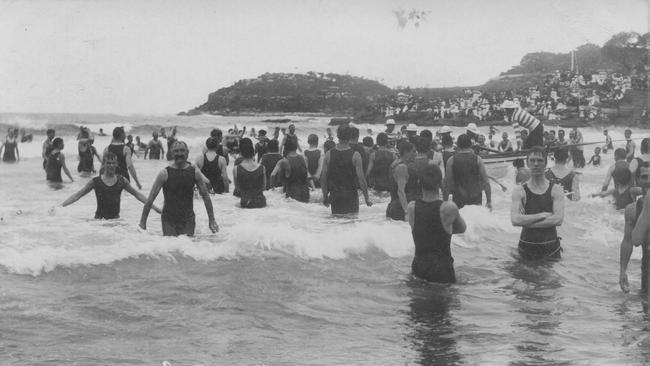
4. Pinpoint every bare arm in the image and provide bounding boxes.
[321,151,330,206]
[477,157,492,208]
[632,193,650,247]
[444,157,454,201]
[510,185,549,227]
[601,164,615,191]
[195,167,218,233]
[353,151,371,206]
[139,169,166,230]
[59,154,74,182]
[365,151,375,180]
[407,201,415,229]
[620,203,637,292]
[525,184,565,228]
[124,147,141,189]
[591,189,614,198]
[61,179,94,207]
[219,156,230,193]
[440,201,466,234]
[571,173,580,201]
[394,164,409,215]
[315,151,324,178]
